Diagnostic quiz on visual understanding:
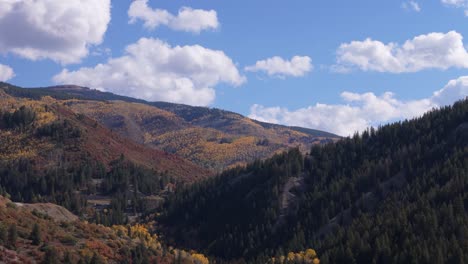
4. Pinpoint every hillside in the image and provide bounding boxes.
[0,87,209,181]
[0,195,320,264]
[0,82,339,171]
[0,87,214,229]
[14,202,78,222]
[160,99,468,263]
[0,195,219,263]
